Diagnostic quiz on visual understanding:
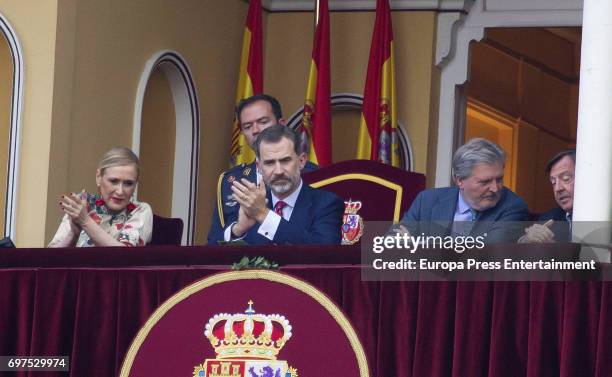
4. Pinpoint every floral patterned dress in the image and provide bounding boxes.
[48,193,153,247]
